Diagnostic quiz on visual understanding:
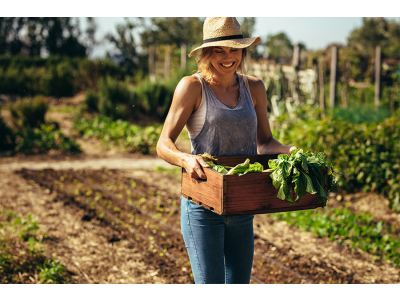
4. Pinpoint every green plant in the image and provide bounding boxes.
[97,76,135,120]
[275,114,400,212]
[73,116,161,154]
[0,210,67,283]
[8,96,48,130]
[41,61,75,97]
[267,149,336,204]
[84,89,99,112]
[13,123,82,154]
[0,113,15,152]
[39,259,66,283]
[271,205,400,266]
